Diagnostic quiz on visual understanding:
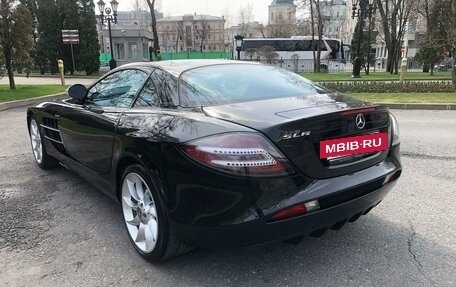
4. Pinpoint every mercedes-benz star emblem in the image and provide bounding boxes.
[356,114,366,129]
